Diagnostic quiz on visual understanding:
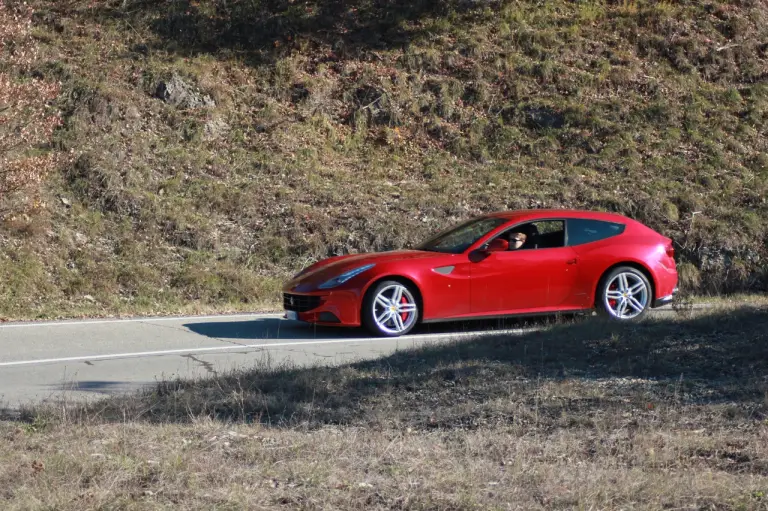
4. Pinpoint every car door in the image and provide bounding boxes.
[469,221,580,314]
